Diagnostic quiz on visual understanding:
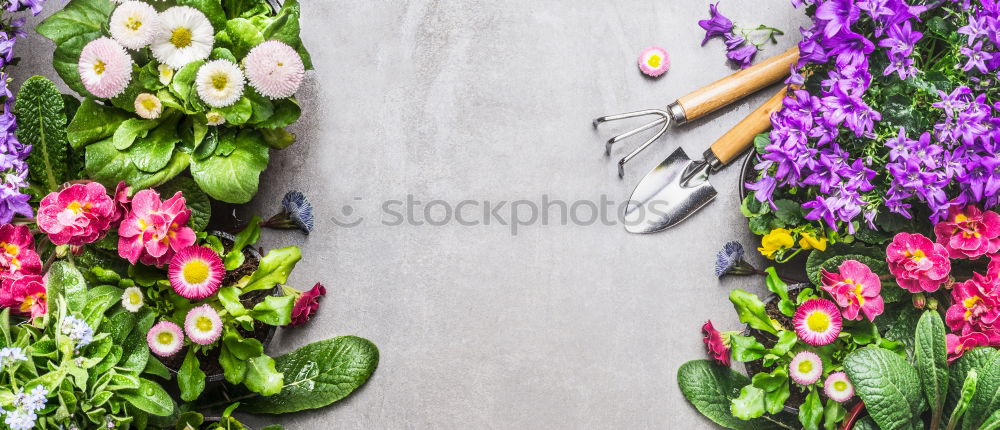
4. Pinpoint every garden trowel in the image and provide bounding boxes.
[623,86,789,234]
